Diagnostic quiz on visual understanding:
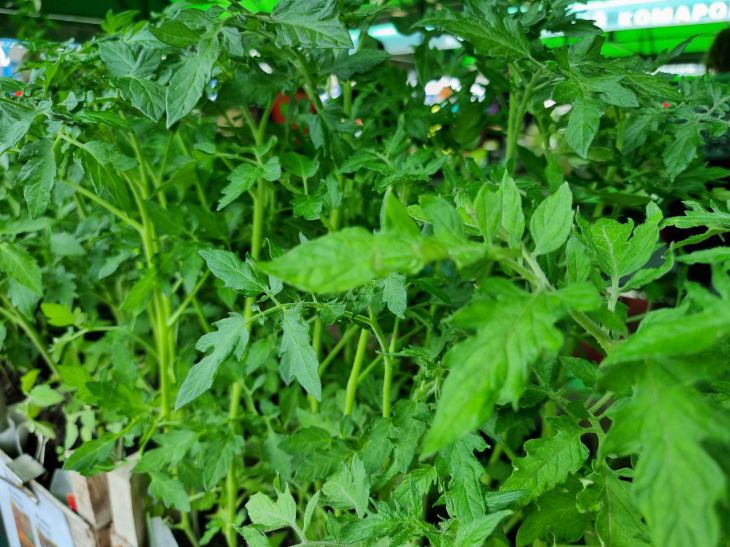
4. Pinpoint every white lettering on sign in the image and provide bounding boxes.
[710,1,728,17]
[653,7,674,24]
[577,1,730,30]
